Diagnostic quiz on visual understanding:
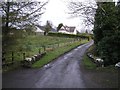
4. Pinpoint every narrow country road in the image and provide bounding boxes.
[3,41,93,88]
